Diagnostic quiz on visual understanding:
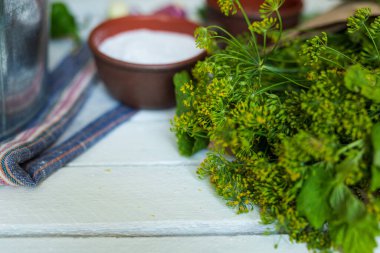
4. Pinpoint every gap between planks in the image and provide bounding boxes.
[0,235,311,253]
[0,221,274,237]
